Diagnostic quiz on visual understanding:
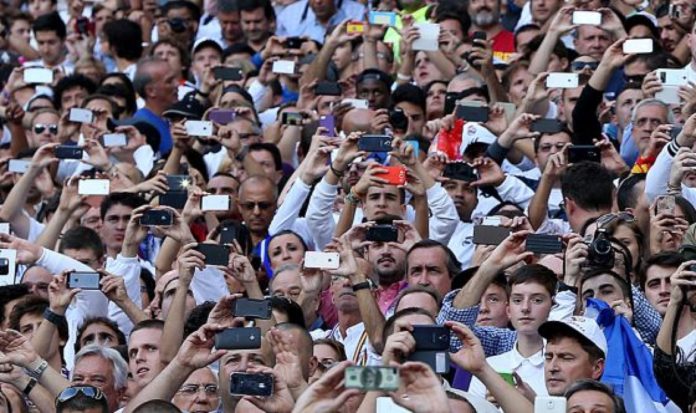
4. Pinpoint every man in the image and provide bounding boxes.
[162,1,200,49]
[406,240,460,299]
[391,84,426,137]
[27,11,72,73]
[127,320,163,392]
[565,380,627,413]
[630,99,671,163]
[56,385,109,413]
[52,74,96,113]
[444,173,479,267]
[101,19,143,80]
[171,368,220,413]
[467,0,515,63]
[133,58,179,154]
[190,38,223,89]
[247,143,284,185]
[21,266,52,298]
[217,0,243,47]
[574,26,612,61]
[59,226,106,269]
[98,193,147,259]
[276,0,366,43]
[237,175,279,248]
[356,69,392,110]
[238,0,274,52]
[614,85,644,146]
[476,274,510,328]
[657,5,686,53]
[71,345,128,412]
